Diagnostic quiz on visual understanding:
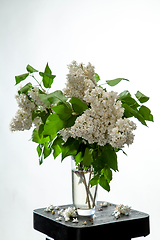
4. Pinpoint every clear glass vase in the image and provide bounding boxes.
[71,158,98,216]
